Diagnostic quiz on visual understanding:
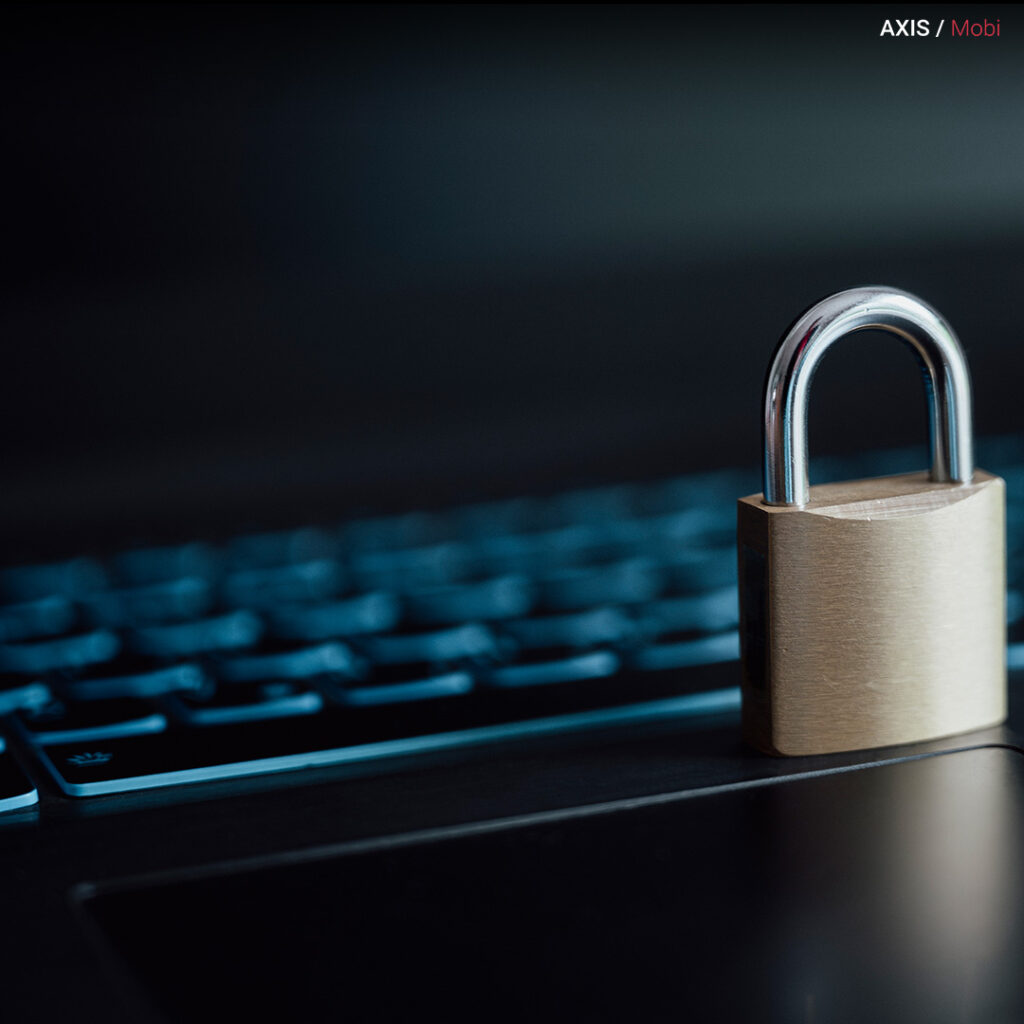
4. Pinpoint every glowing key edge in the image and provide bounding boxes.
[0,736,39,812]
